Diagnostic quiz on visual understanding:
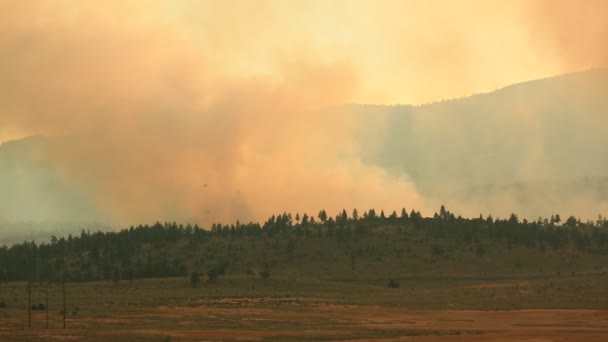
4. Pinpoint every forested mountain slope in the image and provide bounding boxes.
[353,69,608,219]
